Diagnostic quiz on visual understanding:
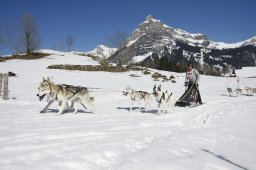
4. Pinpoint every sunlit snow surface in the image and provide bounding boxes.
[0,50,255,170]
